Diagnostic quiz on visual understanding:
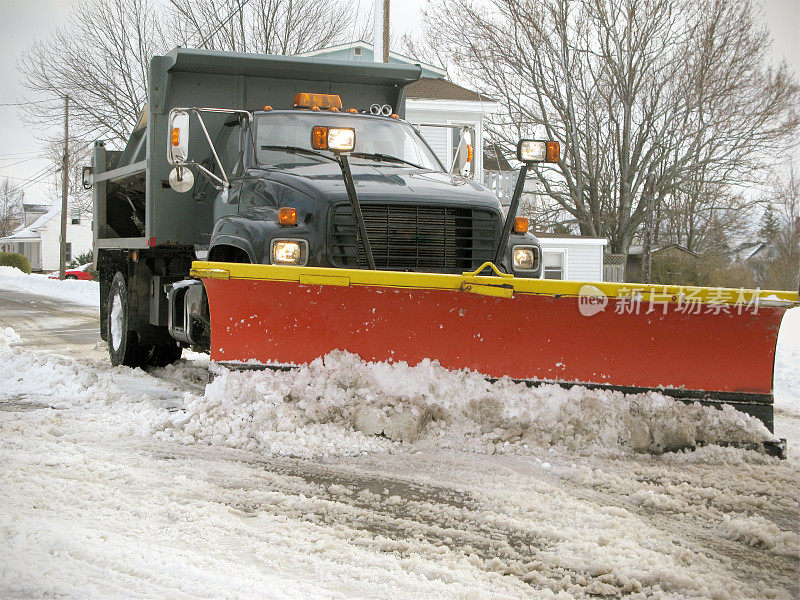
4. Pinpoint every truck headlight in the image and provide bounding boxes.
[271,239,308,265]
[311,126,355,152]
[512,246,537,271]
